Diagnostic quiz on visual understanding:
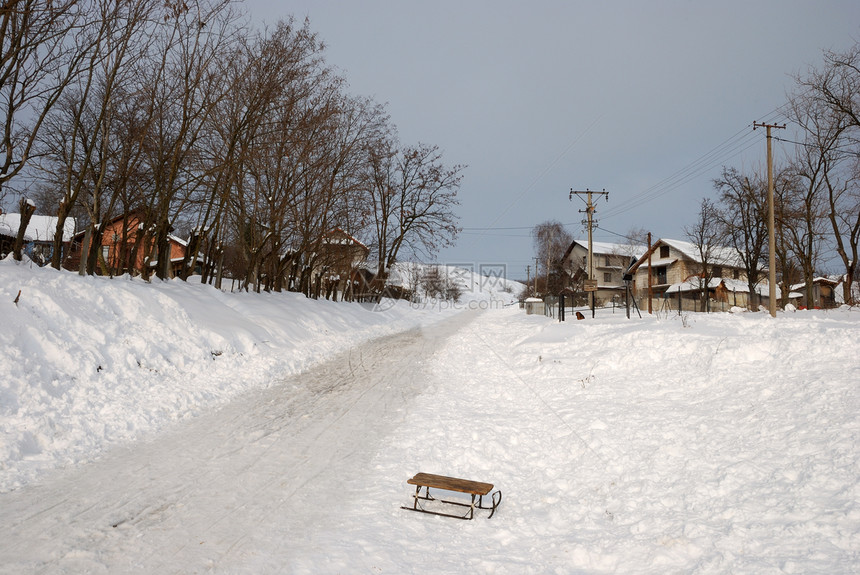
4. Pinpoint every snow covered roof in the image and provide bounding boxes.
[324,228,368,250]
[664,276,798,299]
[630,238,746,272]
[640,257,677,268]
[0,213,76,243]
[659,238,744,268]
[568,239,647,260]
[169,234,188,247]
[664,277,724,294]
[790,276,842,291]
